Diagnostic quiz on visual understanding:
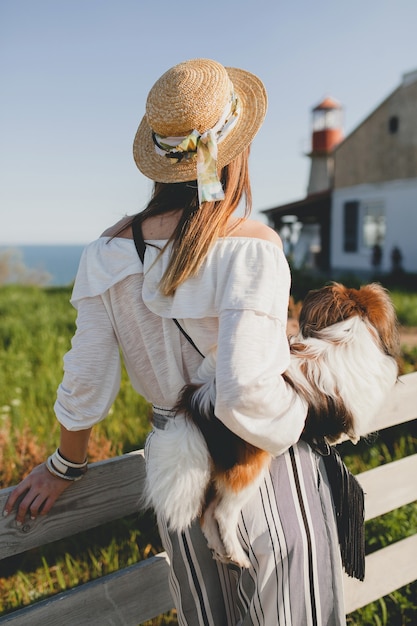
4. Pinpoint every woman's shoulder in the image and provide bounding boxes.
[228,219,283,247]
[101,215,133,239]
